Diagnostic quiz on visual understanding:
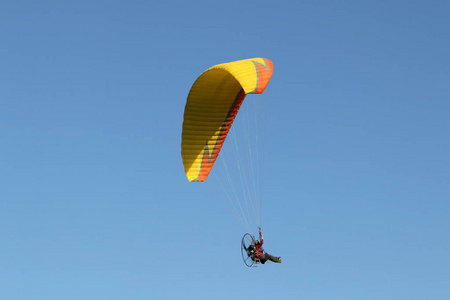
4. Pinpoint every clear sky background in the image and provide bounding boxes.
[1,1,449,299]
